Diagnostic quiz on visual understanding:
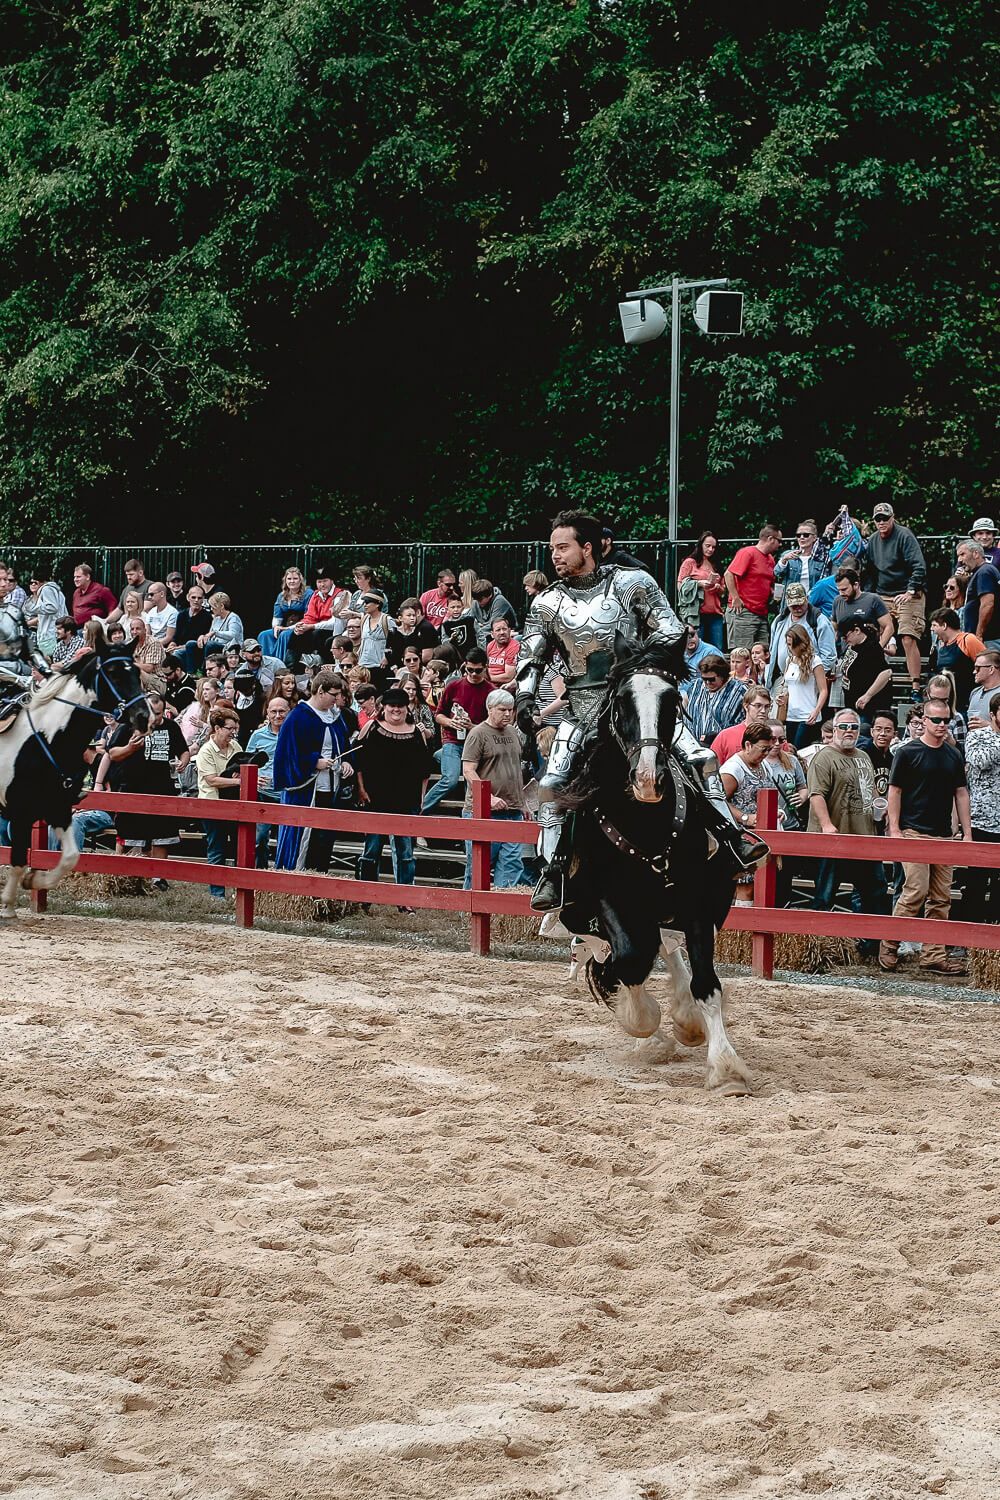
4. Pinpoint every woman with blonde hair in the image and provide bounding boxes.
[458,568,479,612]
[198,591,244,657]
[119,589,145,641]
[260,565,313,662]
[780,624,828,749]
[177,677,219,747]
